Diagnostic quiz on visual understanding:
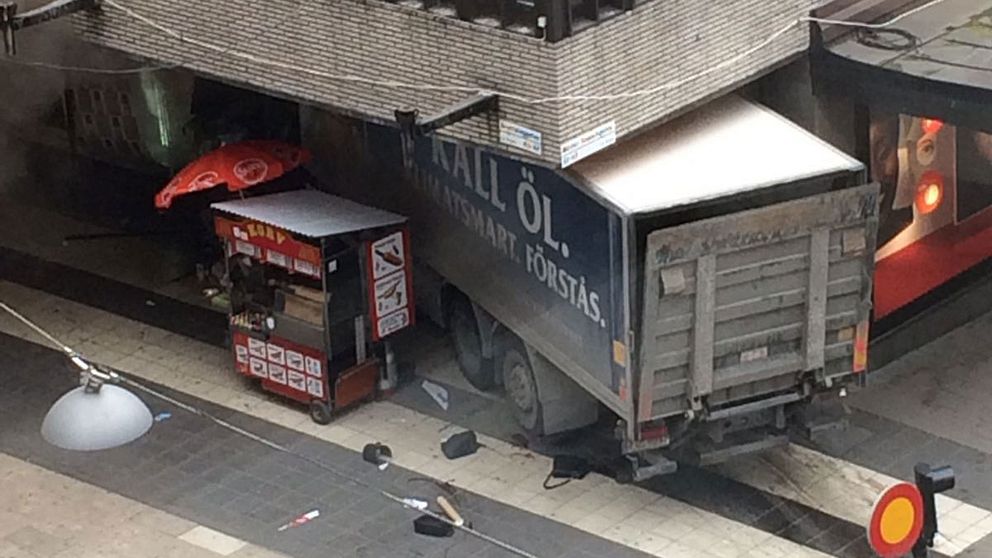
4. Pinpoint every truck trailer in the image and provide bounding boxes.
[6,52,880,478]
[303,94,880,479]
